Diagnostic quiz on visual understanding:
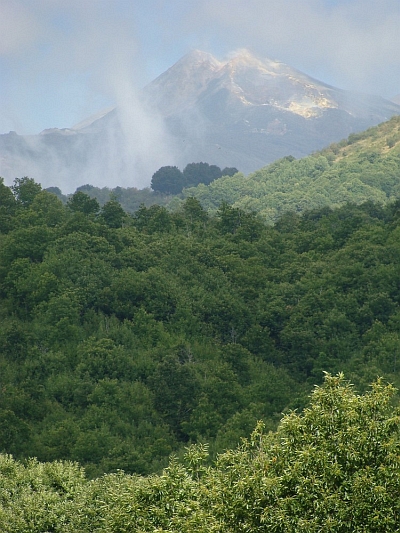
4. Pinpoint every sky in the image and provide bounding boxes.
[1,0,400,136]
